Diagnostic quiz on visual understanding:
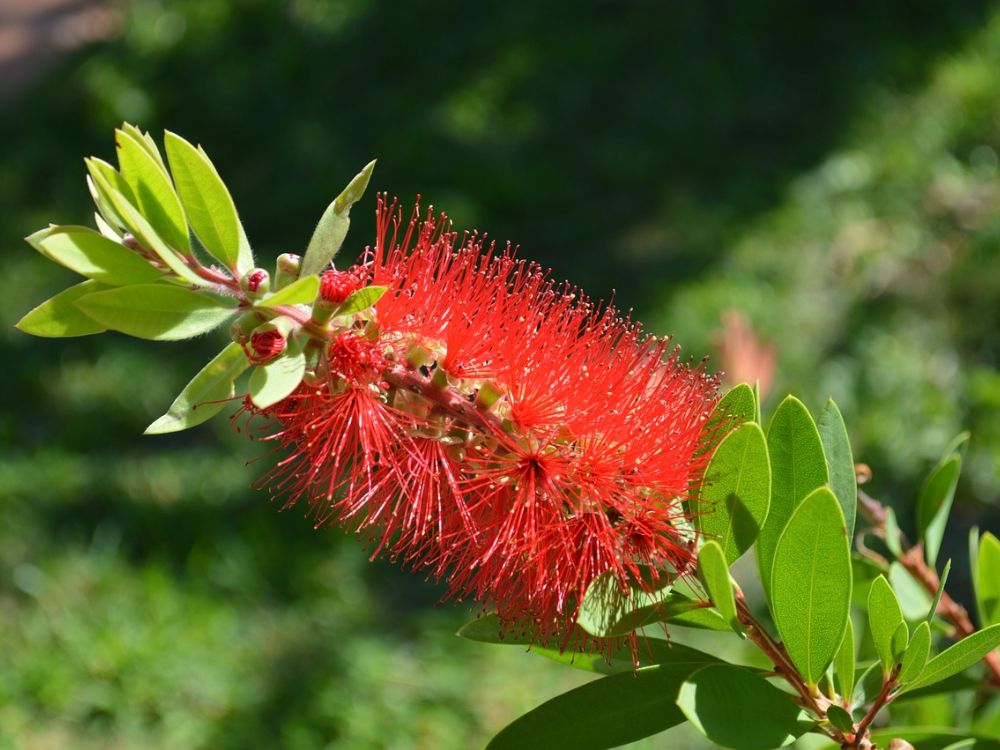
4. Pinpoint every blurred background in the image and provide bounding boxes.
[3,1,1000,747]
